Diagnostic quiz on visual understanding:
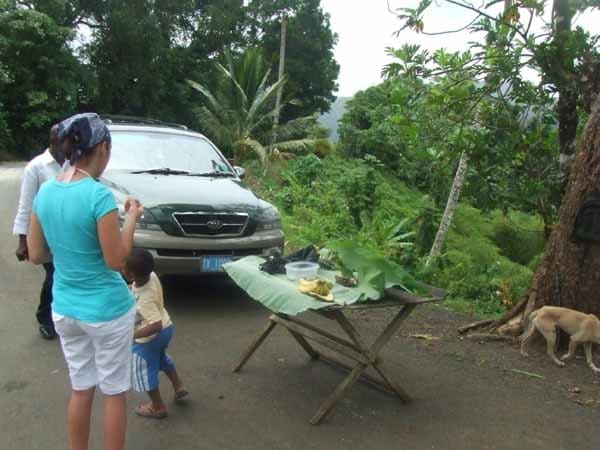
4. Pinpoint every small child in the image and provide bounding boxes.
[124,248,188,419]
